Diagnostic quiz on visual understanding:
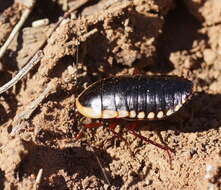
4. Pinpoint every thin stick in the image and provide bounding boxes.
[15,80,56,120]
[11,79,56,135]
[0,7,34,59]
[88,145,111,186]
[0,50,44,95]
[47,0,90,40]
